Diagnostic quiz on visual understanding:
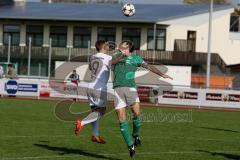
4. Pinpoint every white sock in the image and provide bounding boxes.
[92,119,99,136]
[81,112,100,126]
